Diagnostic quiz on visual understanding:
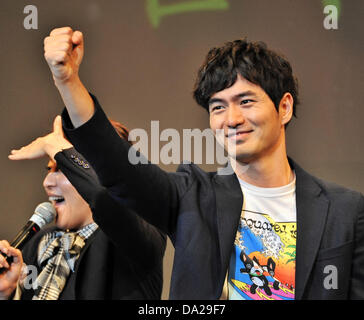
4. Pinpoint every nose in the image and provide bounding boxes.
[226,104,245,129]
[43,171,57,190]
